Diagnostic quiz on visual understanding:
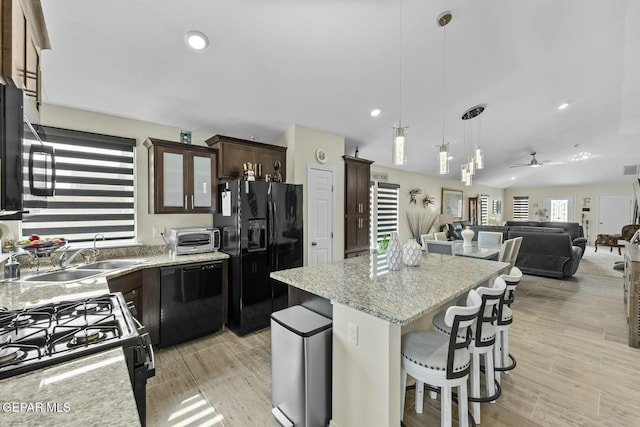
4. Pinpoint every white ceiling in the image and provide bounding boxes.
[39,0,640,189]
